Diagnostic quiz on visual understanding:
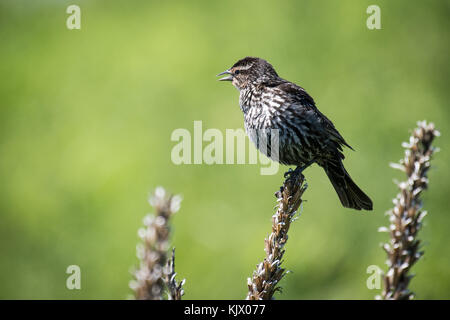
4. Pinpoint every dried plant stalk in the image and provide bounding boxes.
[247,169,307,300]
[163,248,185,300]
[129,187,184,300]
[380,121,439,300]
